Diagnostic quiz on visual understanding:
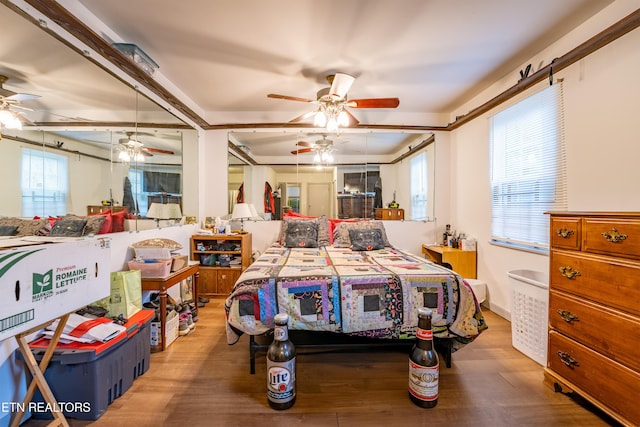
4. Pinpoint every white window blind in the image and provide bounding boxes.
[410,151,428,220]
[21,148,68,217]
[490,83,567,250]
